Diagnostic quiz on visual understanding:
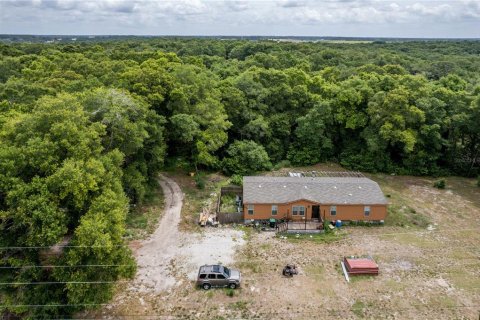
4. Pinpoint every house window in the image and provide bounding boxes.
[364,206,371,217]
[292,206,305,216]
[247,204,254,215]
[330,206,337,216]
[271,205,278,216]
